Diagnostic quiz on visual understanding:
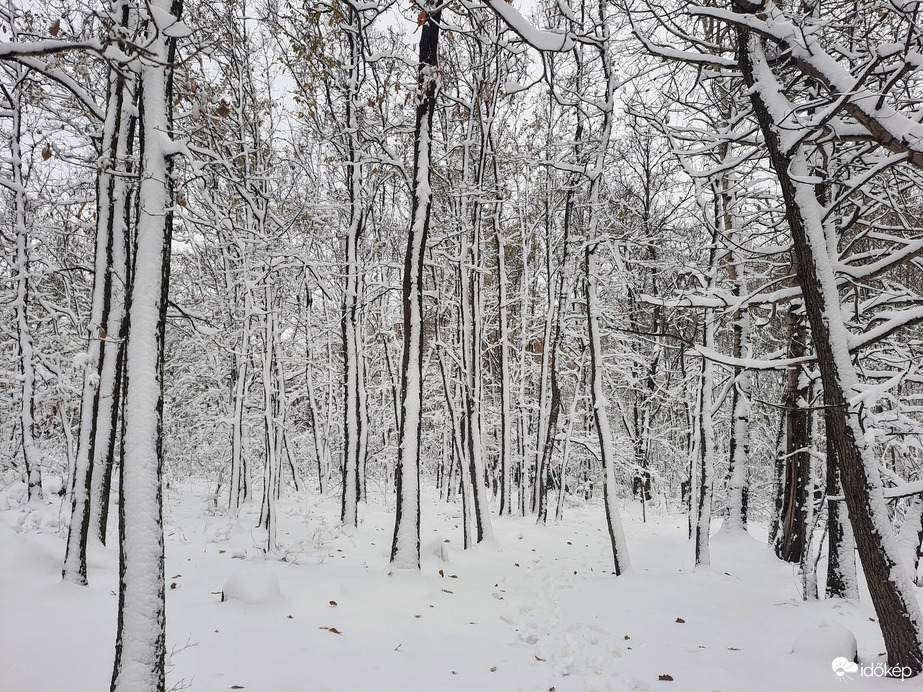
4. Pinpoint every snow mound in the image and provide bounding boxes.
[790,621,857,662]
[43,475,65,496]
[425,538,450,562]
[221,571,281,604]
